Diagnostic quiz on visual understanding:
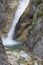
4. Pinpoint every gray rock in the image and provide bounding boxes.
[0,37,11,65]
[19,0,43,58]
[25,0,43,58]
[0,0,7,29]
[0,3,5,13]
[25,18,43,58]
